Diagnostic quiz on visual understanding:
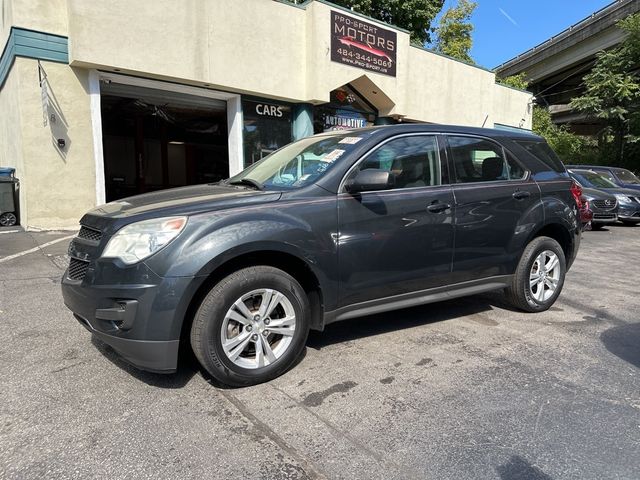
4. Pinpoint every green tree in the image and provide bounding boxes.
[532,106,595,163]
[286,0,444,45]
[431,0,477,63]
[571,13,640,167]
[497,75,597,164]
[498,73,529,90]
